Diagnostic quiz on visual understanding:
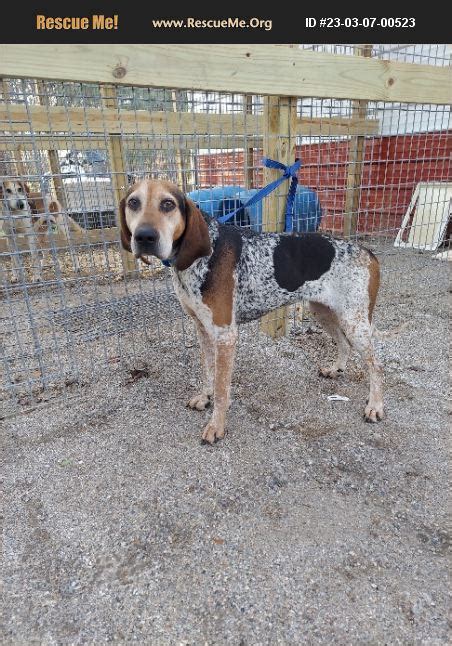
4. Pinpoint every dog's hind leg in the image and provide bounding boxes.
[339,313,384,423]
[309,301,351,378]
